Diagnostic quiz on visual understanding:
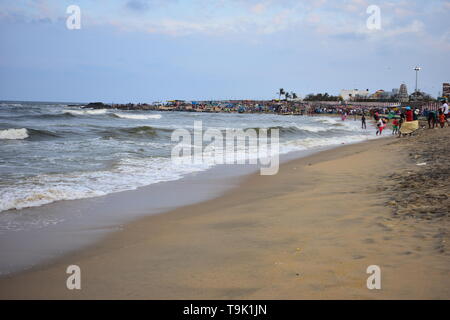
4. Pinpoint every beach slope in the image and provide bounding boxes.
[1,128,449,299]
